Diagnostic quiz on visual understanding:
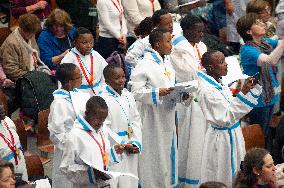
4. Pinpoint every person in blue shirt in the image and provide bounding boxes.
[236,13,284,150]
[37,9,77,70]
